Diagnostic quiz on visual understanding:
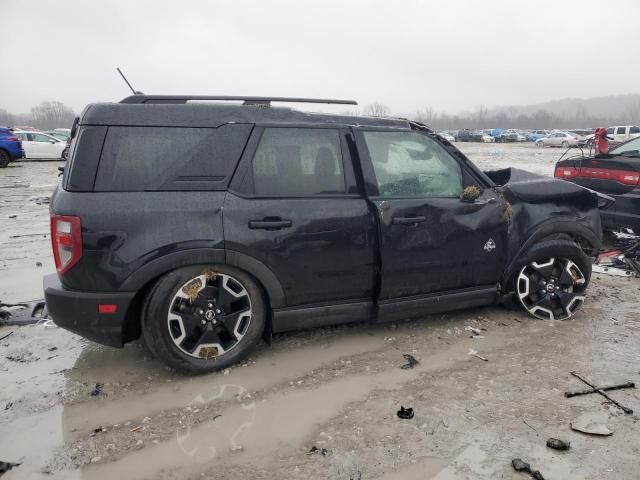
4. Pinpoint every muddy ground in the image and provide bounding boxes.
[1,143,639,480]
